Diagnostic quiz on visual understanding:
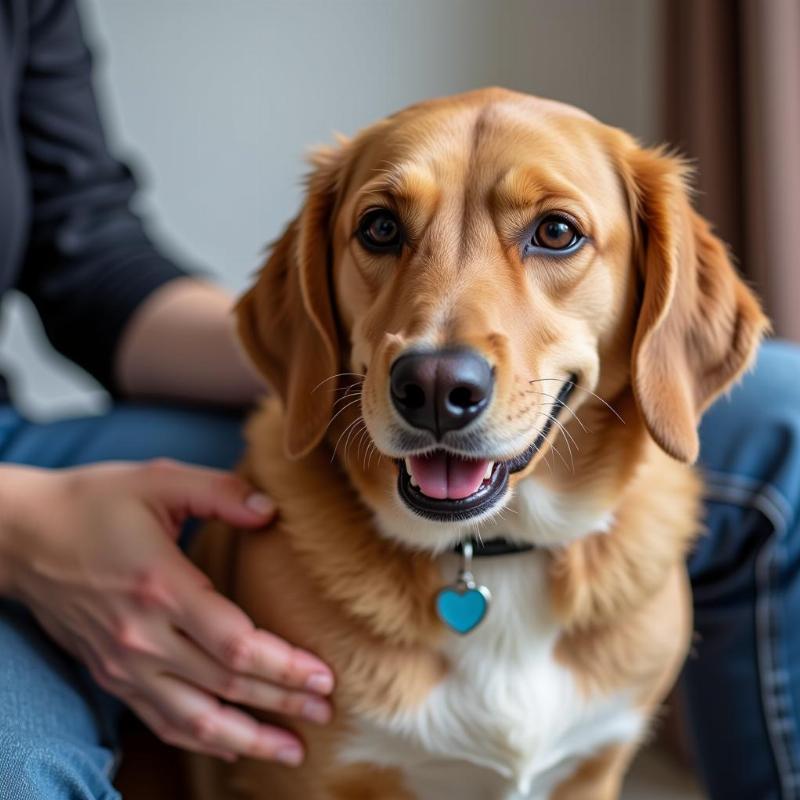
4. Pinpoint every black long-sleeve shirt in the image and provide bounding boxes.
[0,0,188,401]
